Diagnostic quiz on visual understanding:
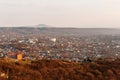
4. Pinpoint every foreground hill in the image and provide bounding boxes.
[0,58,120,80]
